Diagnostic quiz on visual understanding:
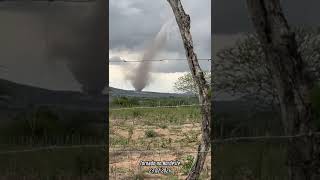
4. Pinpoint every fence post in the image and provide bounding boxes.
[167,0,211,179]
